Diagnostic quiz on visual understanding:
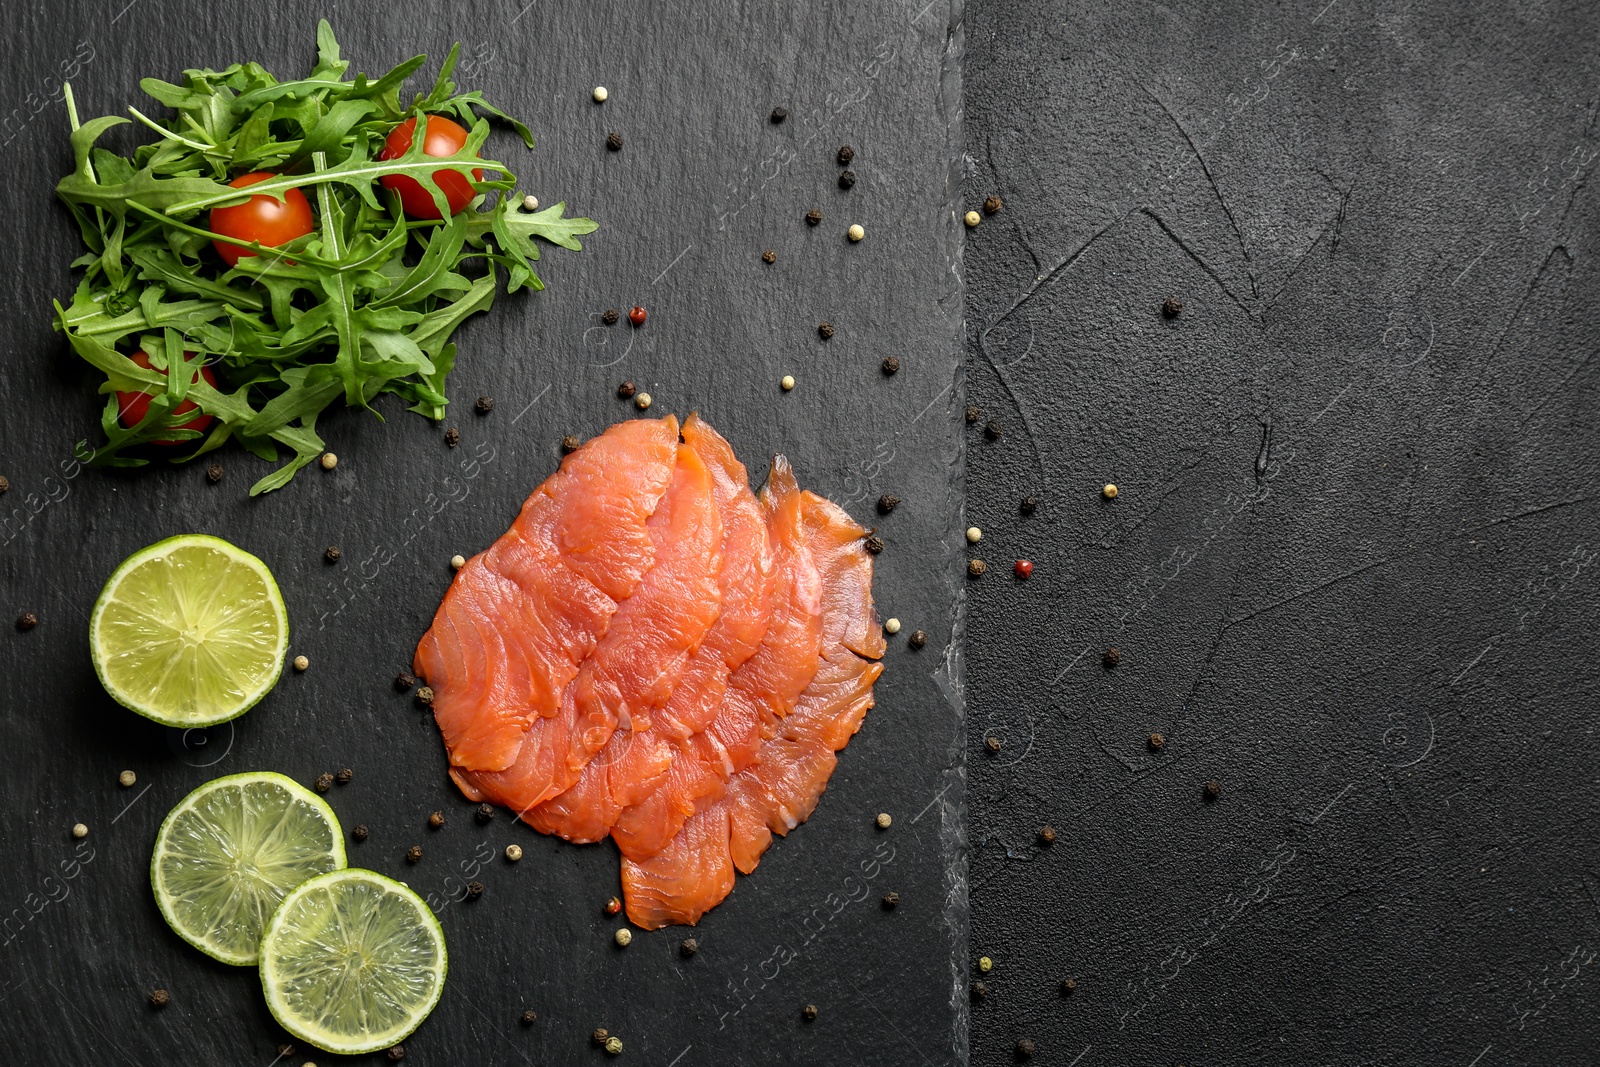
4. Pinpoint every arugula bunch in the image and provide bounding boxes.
[55,21,597,494]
